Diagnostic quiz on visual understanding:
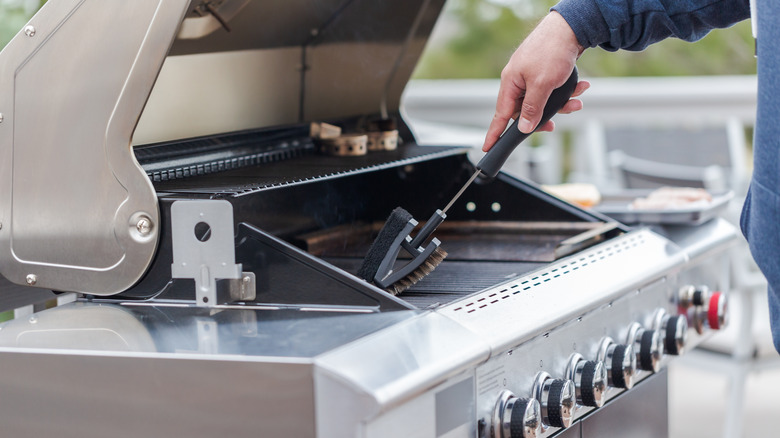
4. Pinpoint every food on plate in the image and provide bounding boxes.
[541,183,602,208]
[630,187,712,210]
